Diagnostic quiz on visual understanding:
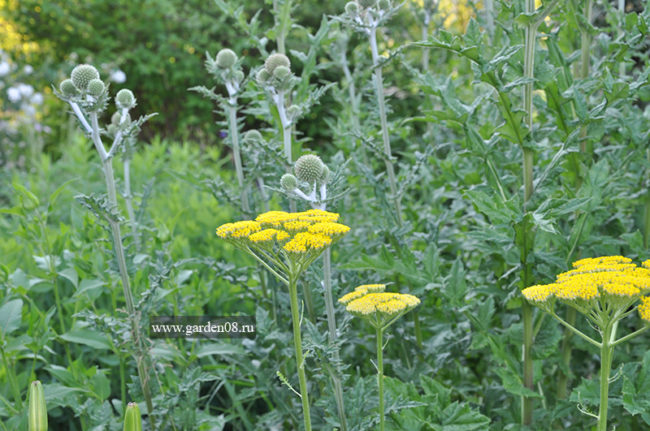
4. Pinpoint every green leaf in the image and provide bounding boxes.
[91,373,111,401]
[496,368,542,398]
[196,342,246,357]
[58,267,79,288]
[43,384,84,409]
[437,401,491,430]
[60,328,111,350]
[0,299,23,336]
